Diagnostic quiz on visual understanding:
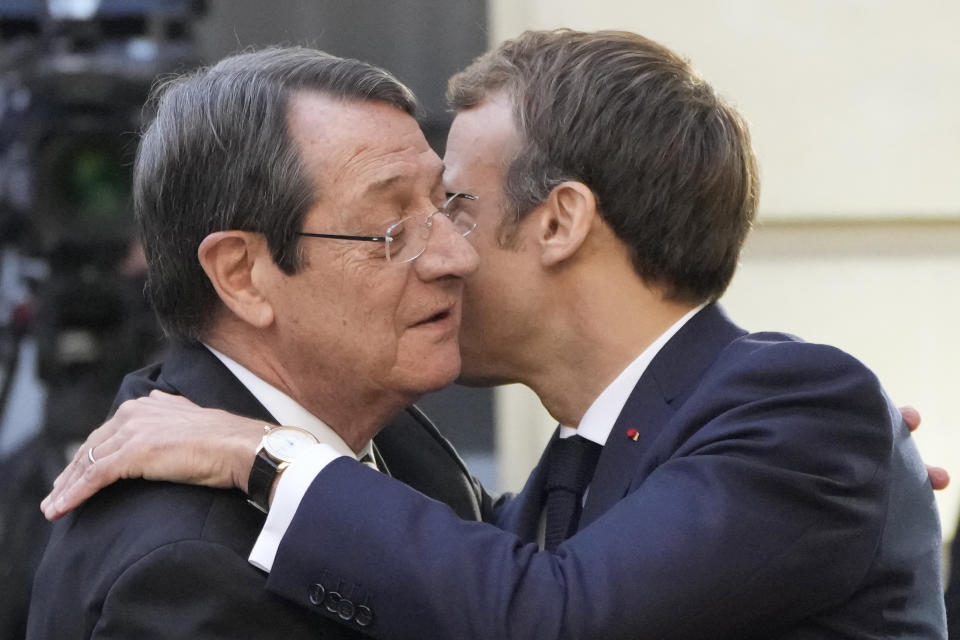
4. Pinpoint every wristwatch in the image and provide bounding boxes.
[247,425,319,513]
